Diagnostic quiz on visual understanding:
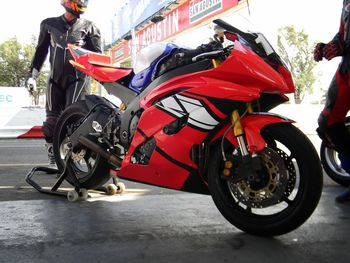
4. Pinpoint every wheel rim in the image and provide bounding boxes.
[220,137,302,217]
[58,113,100,182]
[324,146,350,178]
[228,147,295,210]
